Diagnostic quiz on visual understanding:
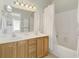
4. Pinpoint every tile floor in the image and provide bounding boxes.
[45,54,57,58]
